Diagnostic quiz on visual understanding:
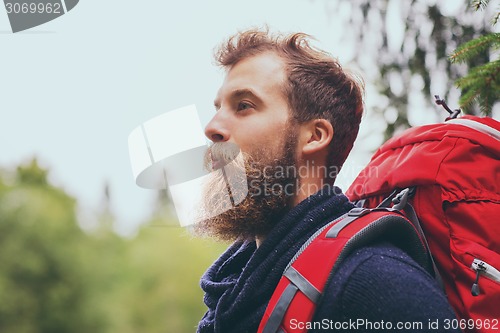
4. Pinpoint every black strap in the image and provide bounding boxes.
[376,188,400,208]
